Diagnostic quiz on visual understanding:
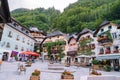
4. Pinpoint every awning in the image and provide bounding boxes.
[96,55,120,60]
[77,55,90,58]
[20,51,40,57]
